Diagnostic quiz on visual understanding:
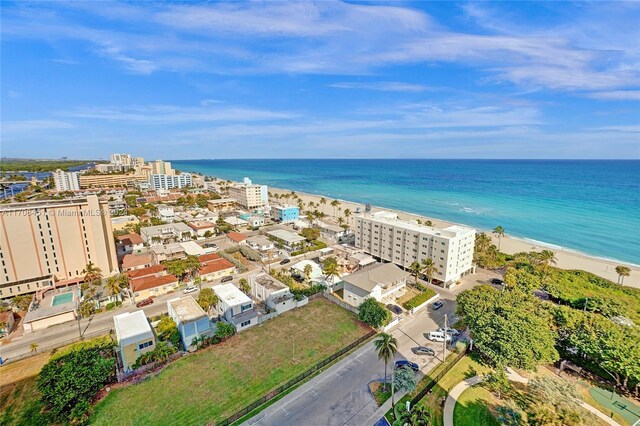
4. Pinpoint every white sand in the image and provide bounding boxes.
[269,187,639,288]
